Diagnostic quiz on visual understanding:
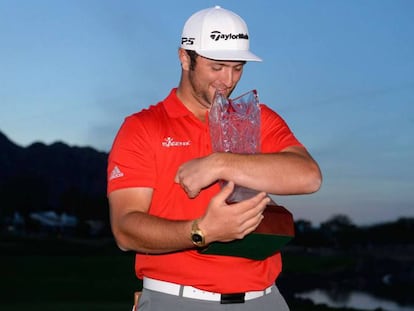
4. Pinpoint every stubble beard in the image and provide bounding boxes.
[188,71,213,110]
[187,70,236,110]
